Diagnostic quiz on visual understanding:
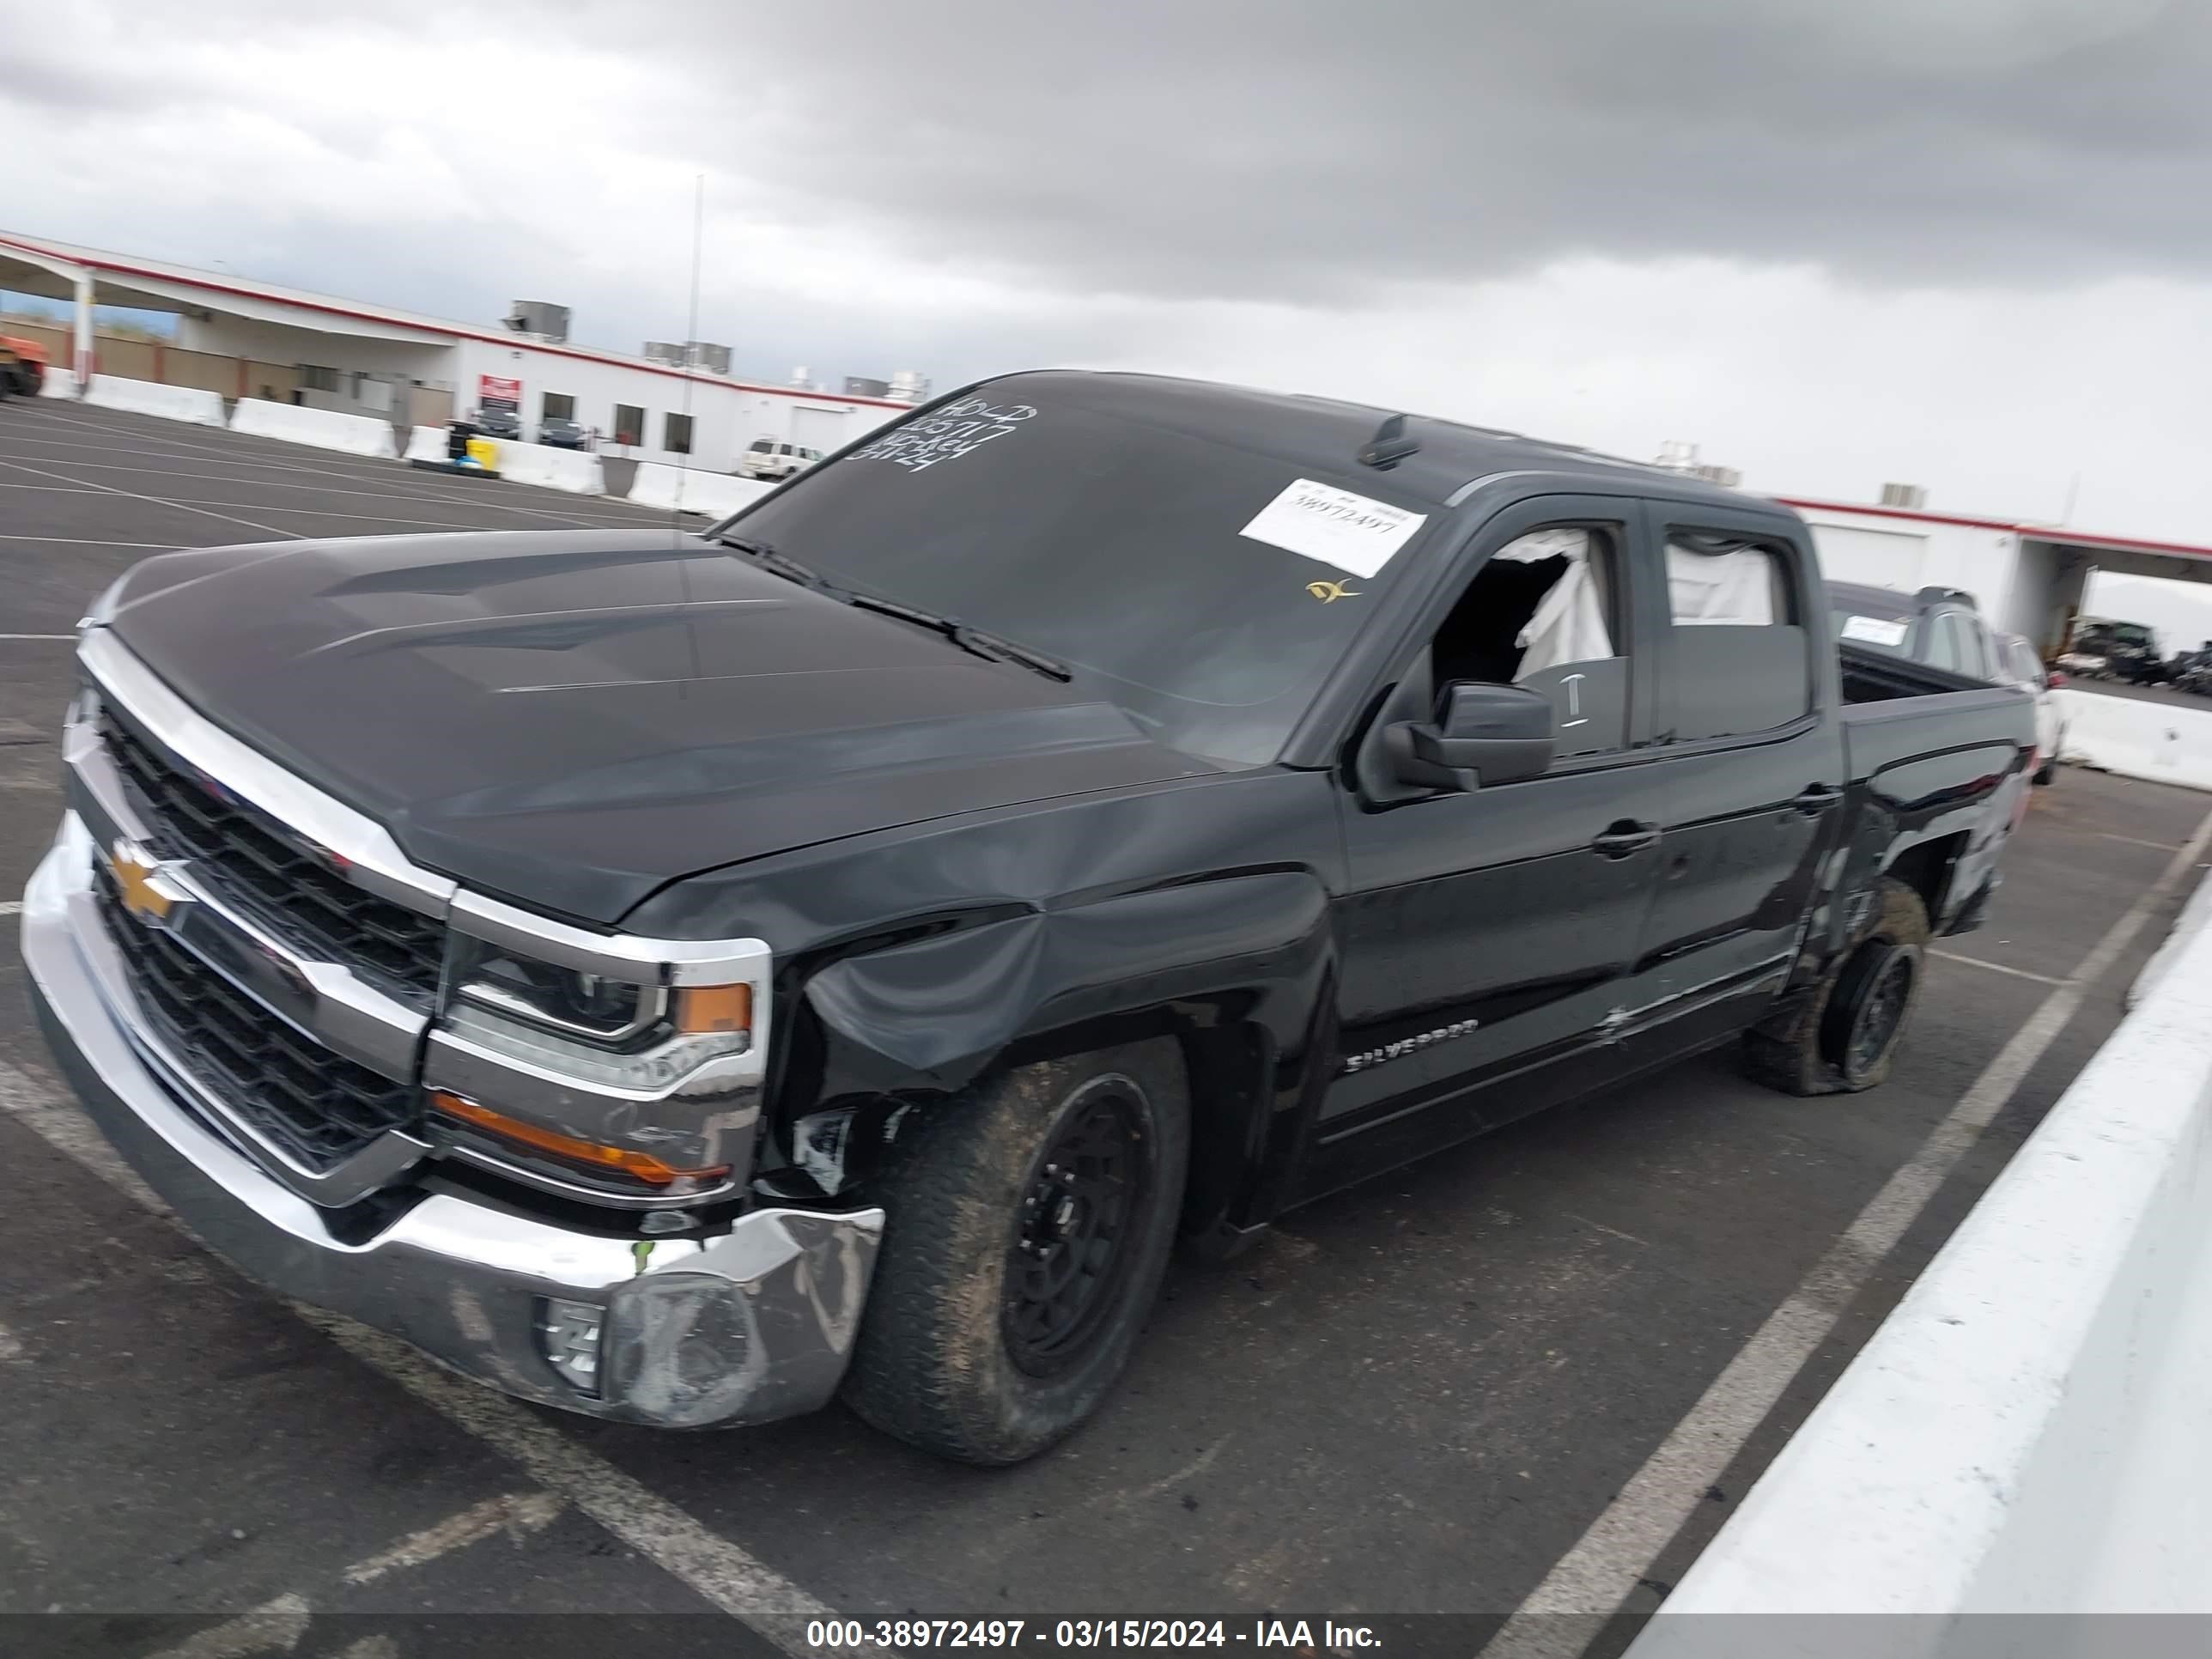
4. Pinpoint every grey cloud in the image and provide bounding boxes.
[635,0,2212,302]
